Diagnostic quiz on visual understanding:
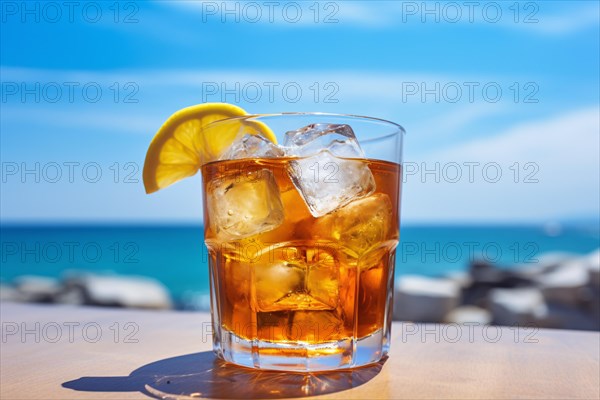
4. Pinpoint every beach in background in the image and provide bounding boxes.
[2,223,598,310]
